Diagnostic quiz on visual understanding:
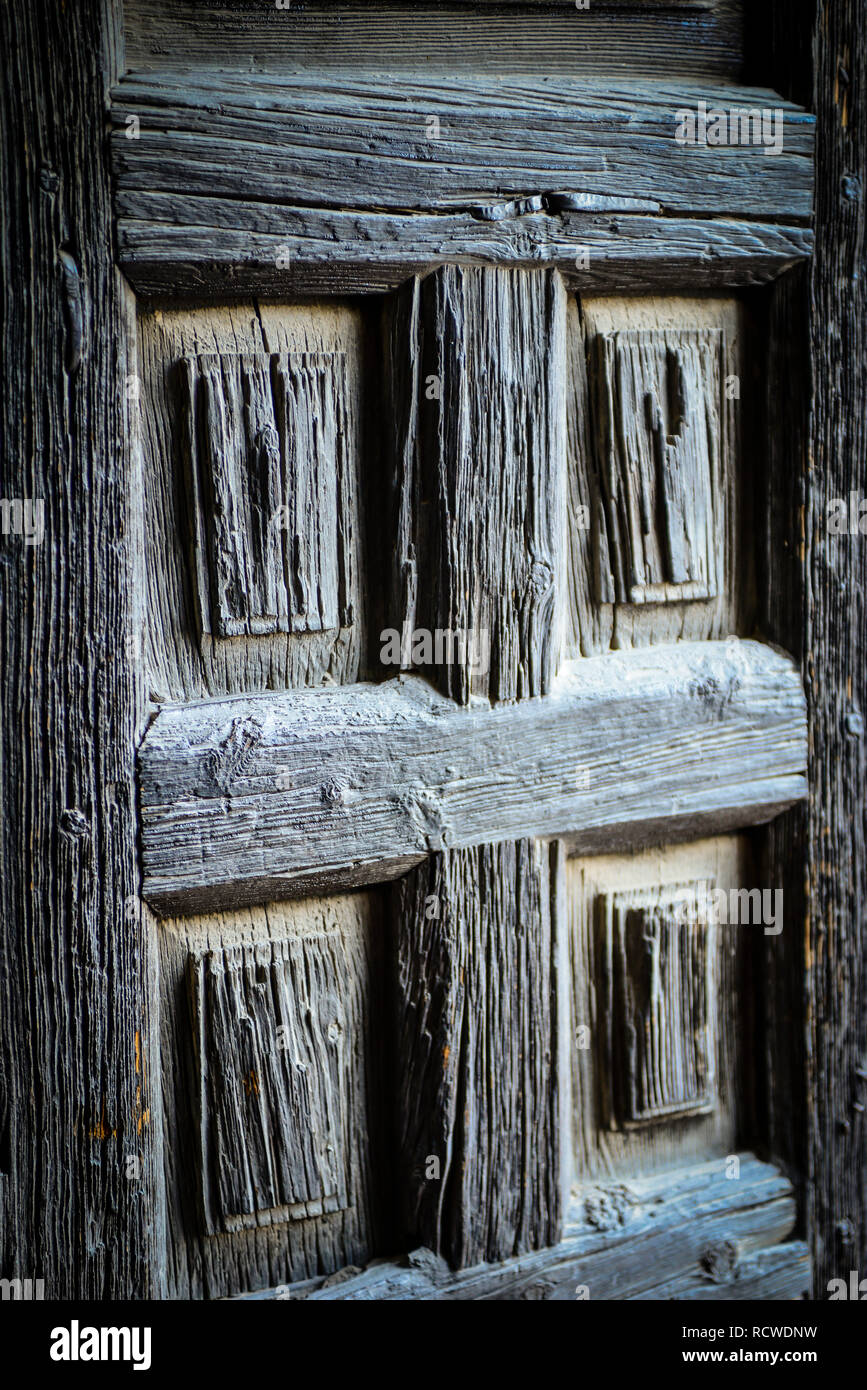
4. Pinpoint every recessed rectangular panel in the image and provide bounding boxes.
[181,350,352,639]
[595,882,716,1130]
[188,935,353,1233]
[591,328,723,606]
